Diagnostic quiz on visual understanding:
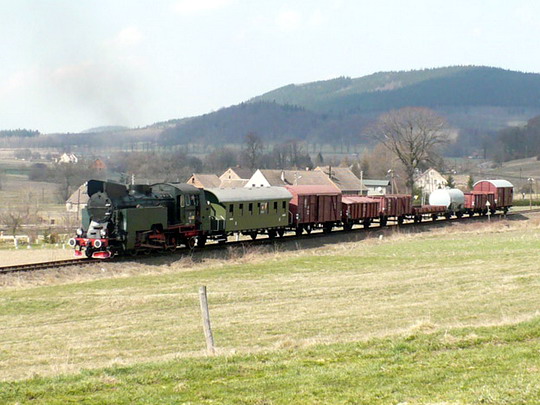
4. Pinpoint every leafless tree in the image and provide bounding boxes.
[242,132,263,169]
[0,204,39,245]
[369,107,449,194]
